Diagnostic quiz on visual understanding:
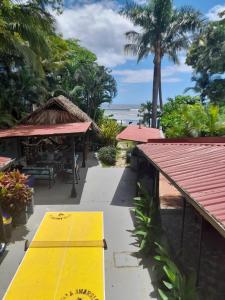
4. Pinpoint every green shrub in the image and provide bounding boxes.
[98,146,116,165]
[154,242,199,300]
[98,116,121,146]
[132,183,161,254]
